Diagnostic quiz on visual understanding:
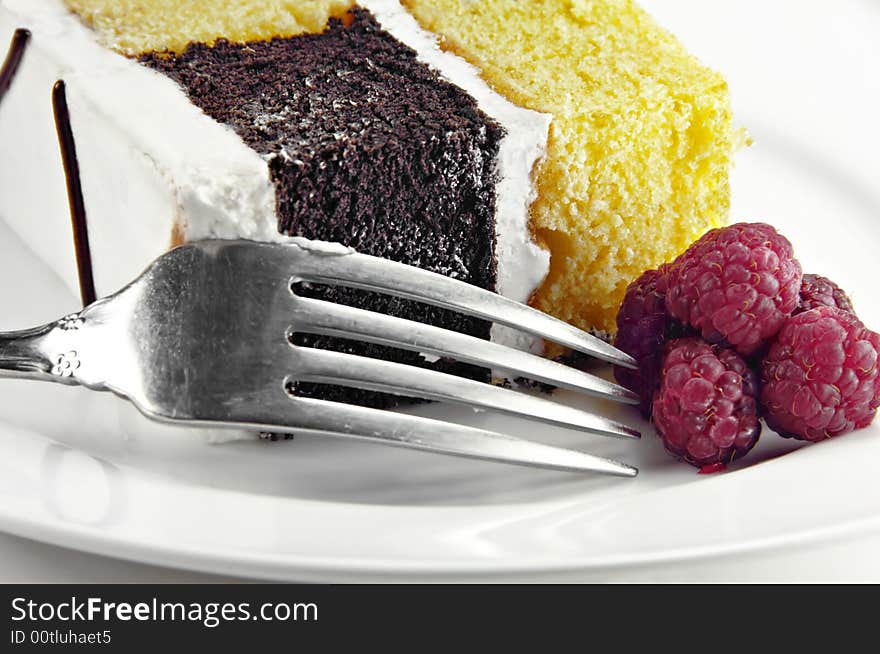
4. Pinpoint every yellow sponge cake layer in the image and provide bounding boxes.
[65,0,354,55]
[403,0,734,335]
